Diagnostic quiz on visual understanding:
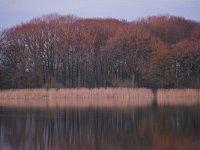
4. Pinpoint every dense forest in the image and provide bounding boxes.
[0,14,200,89]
